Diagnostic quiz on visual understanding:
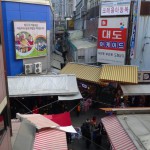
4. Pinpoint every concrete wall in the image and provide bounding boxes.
[2,1,54,76]
[0,129,12,150]
[84,18,98,38]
